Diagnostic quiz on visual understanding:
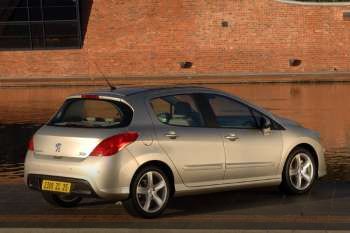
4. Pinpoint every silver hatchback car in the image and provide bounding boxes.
[25,86,327,218]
